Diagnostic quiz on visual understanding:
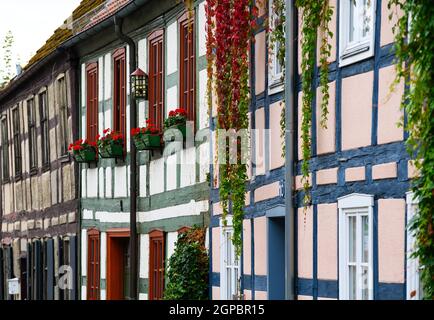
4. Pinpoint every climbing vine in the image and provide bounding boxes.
[389,0,434,299]
[206,0,257,260]
[297,0,333,205]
